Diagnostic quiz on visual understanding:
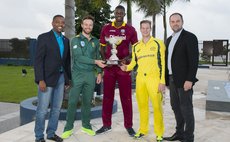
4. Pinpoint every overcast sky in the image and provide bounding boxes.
[0,0,230,41]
